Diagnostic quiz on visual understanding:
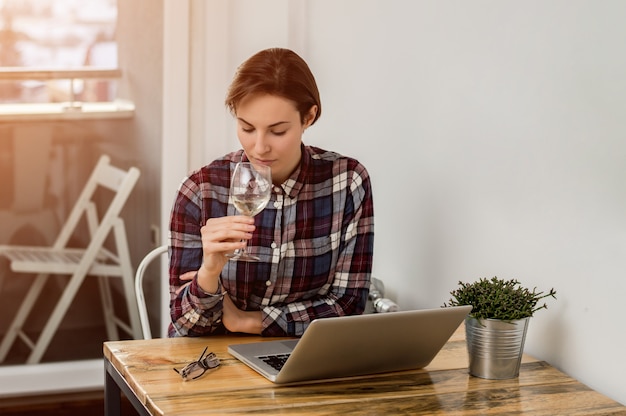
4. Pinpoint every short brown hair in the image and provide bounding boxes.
[225,48,321,126]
